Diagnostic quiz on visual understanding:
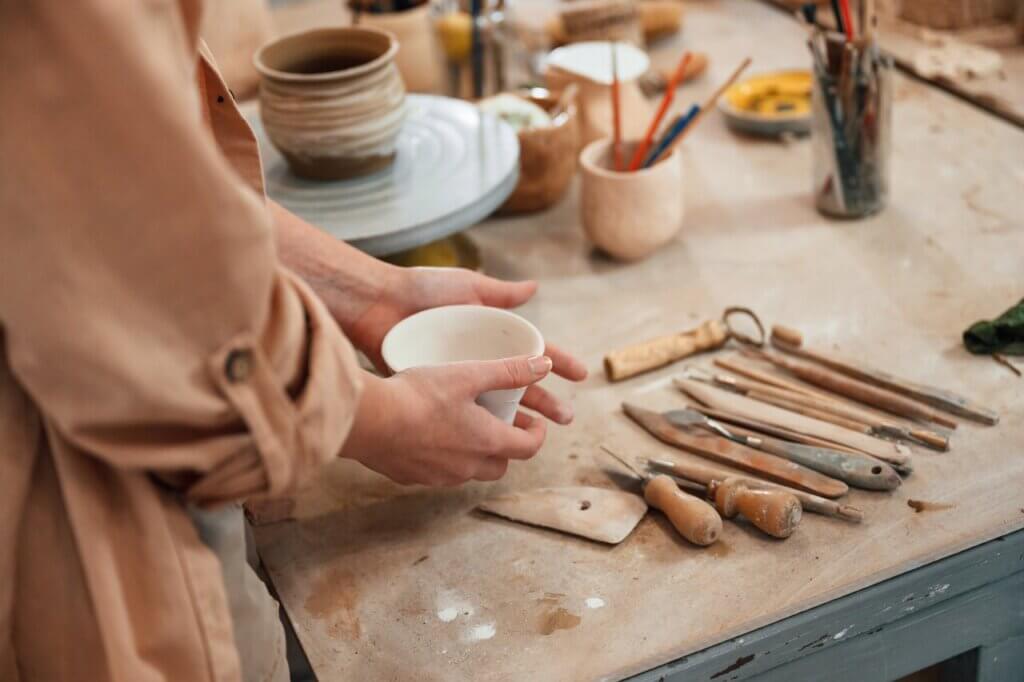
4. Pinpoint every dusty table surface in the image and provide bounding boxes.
[254,1,1024,680]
